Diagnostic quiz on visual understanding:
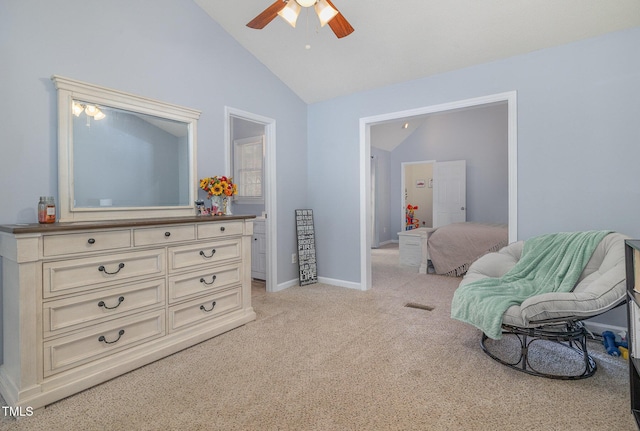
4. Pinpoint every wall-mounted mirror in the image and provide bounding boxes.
[52,75,200,222]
